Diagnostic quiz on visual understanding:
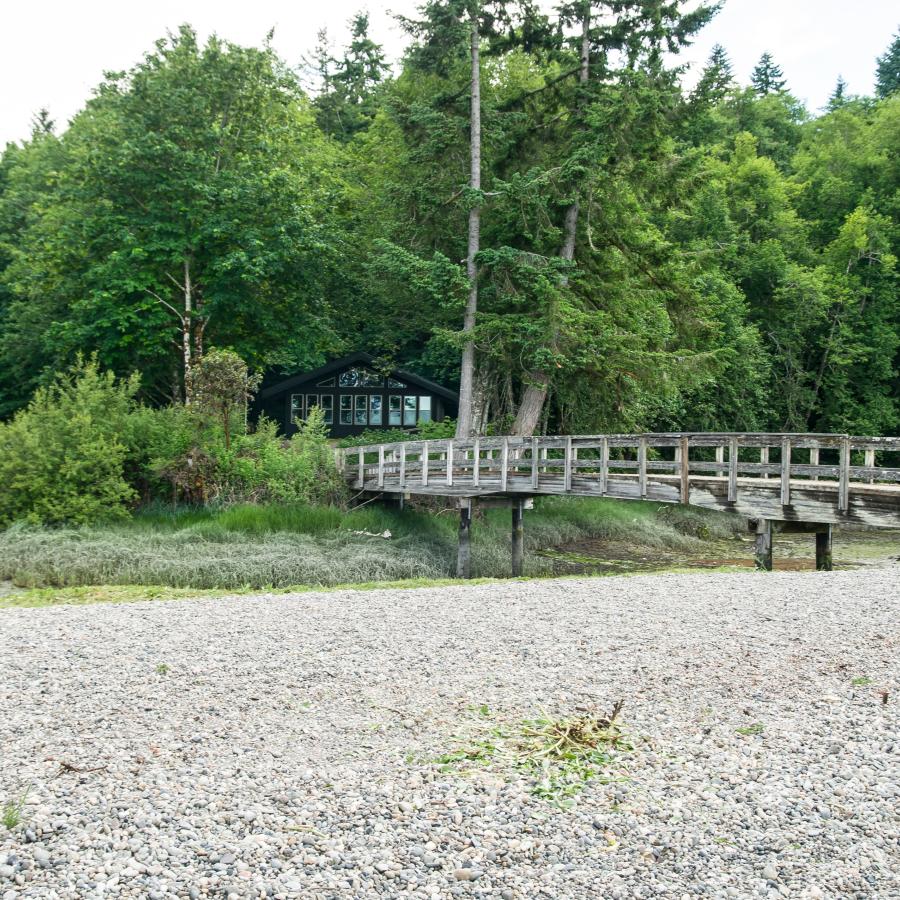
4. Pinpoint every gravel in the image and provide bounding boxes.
[1,568,898,899]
